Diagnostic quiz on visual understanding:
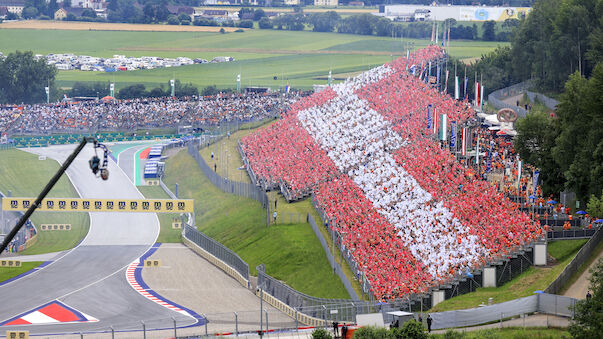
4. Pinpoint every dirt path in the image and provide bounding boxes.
[0,20,245,32]
[501,93,524,106]
[563,249,603,299]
